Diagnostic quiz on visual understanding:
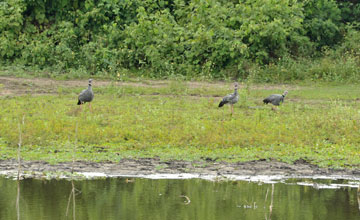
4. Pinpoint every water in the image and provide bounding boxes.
[0,177,359,220]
